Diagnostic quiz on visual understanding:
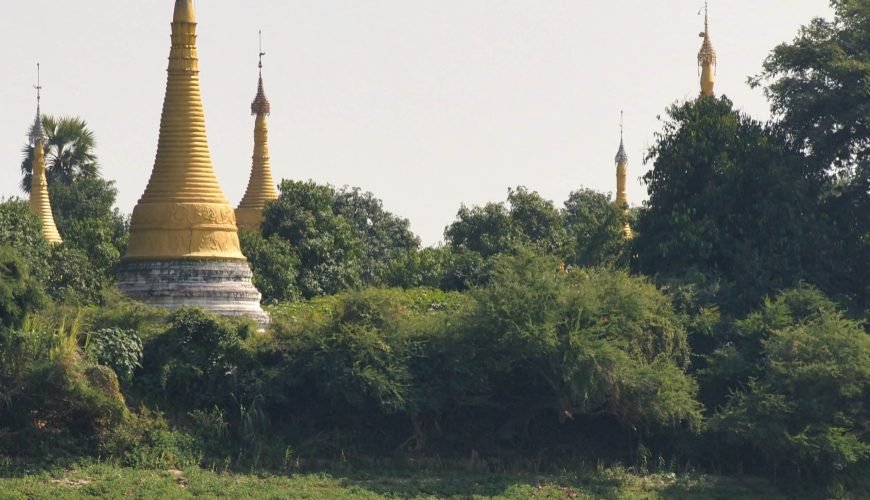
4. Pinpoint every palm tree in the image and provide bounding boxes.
[20,115,99,193]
